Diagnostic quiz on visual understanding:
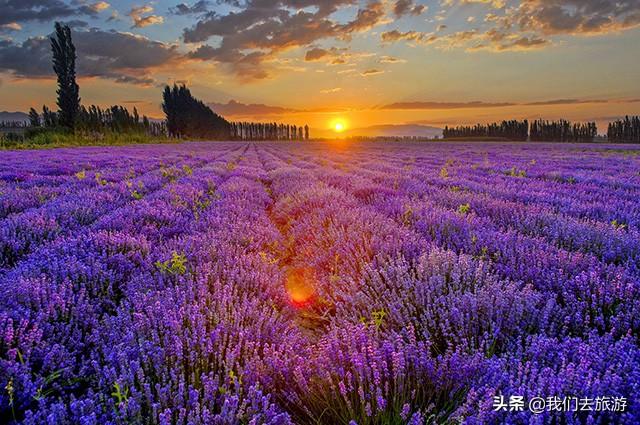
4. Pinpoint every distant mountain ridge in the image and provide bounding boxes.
[0,111,29,122]
[347,124,442,138]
